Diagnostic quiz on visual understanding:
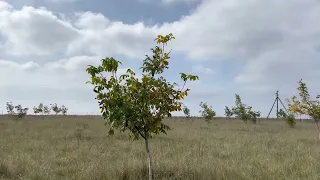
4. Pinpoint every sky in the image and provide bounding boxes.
[0,0,319,117]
